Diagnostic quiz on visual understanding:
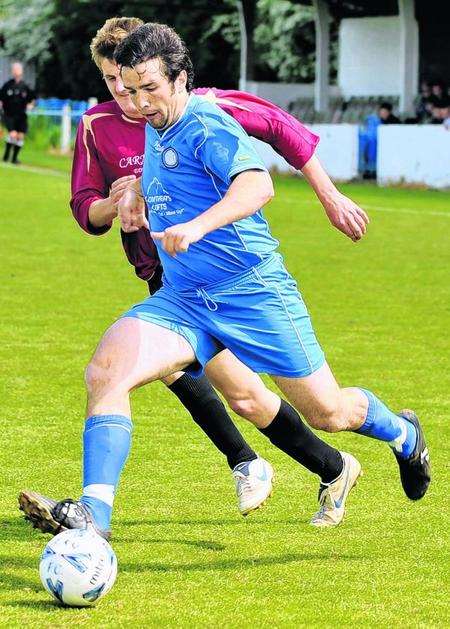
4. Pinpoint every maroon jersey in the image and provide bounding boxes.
[70,88,319,284]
